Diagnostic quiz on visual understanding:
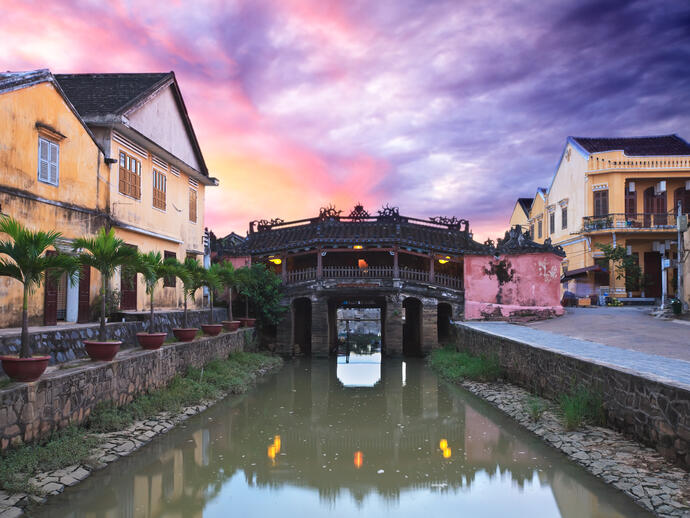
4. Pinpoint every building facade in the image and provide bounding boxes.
[521,135,690,301]
[0,70,216,327]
